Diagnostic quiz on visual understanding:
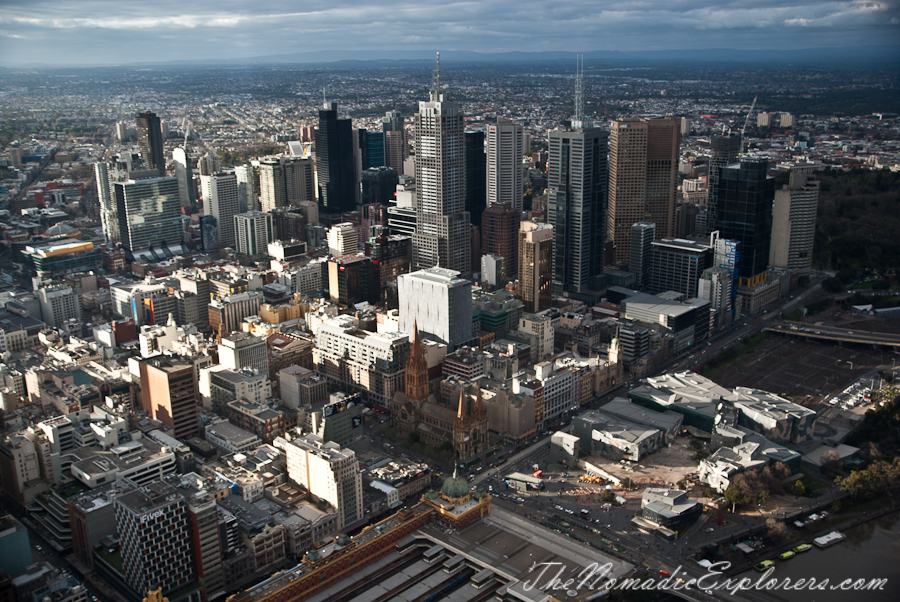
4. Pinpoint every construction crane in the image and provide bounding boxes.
[740,93,759,154]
